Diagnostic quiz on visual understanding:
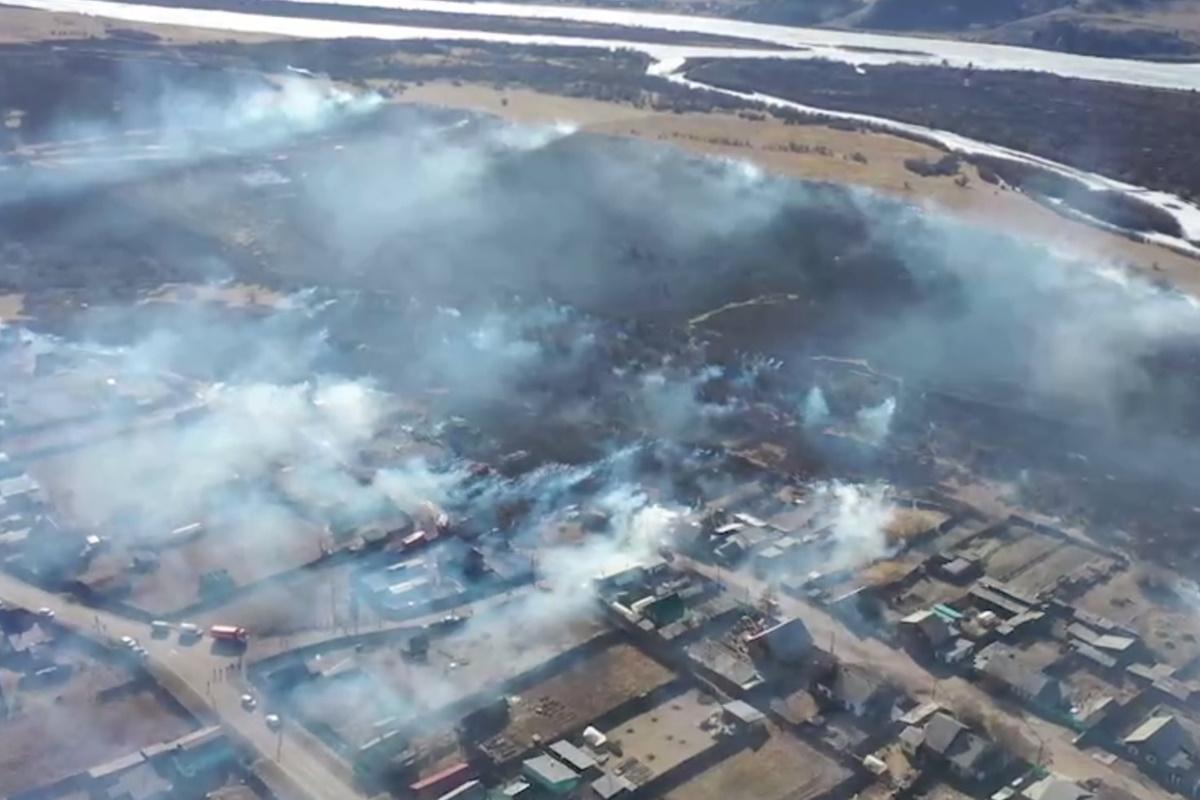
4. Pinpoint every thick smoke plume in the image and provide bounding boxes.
[9,64,1200,795]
